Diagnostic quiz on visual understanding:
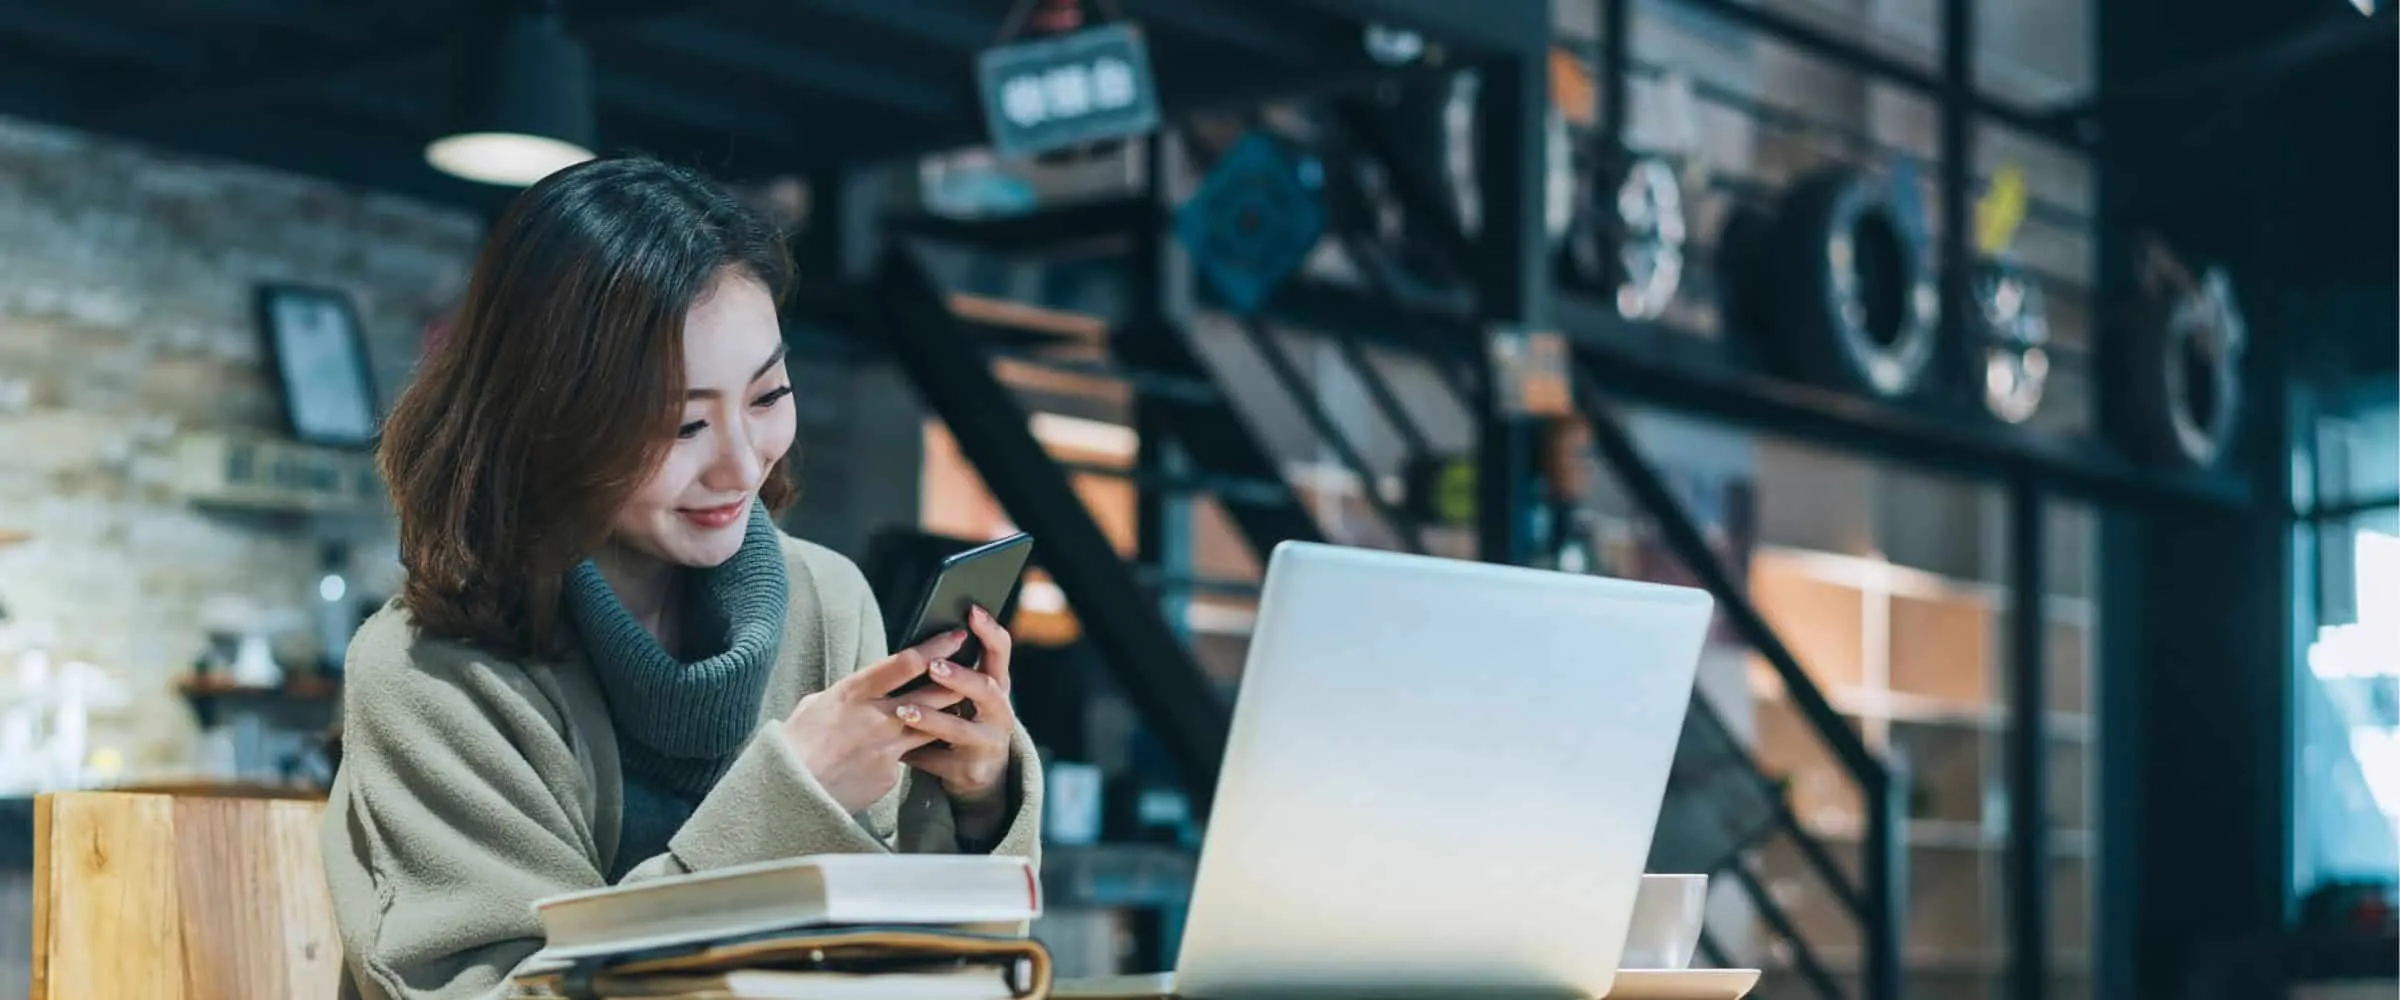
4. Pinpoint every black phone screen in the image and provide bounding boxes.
[895,532,1033,675]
